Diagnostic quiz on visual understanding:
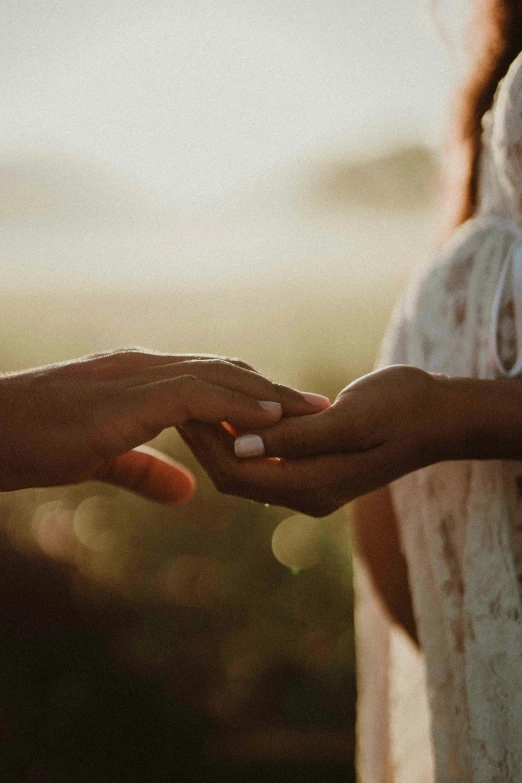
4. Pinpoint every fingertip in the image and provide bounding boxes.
[131,446,196,506]
[299,392,331,410]
[234,434,265,458]
[258,400,283,416]
[165,467,196,506]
